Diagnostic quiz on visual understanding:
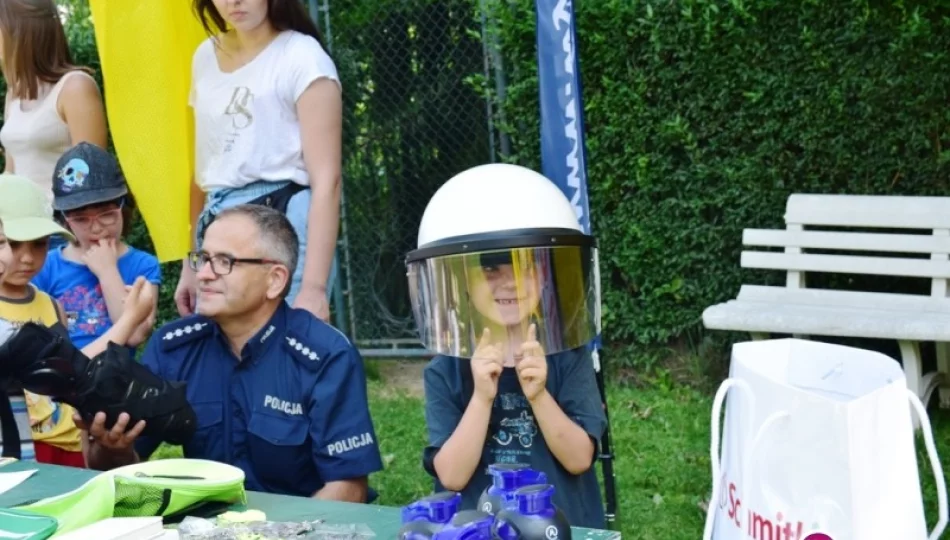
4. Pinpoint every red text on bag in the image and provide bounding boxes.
[719,479,808,540]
